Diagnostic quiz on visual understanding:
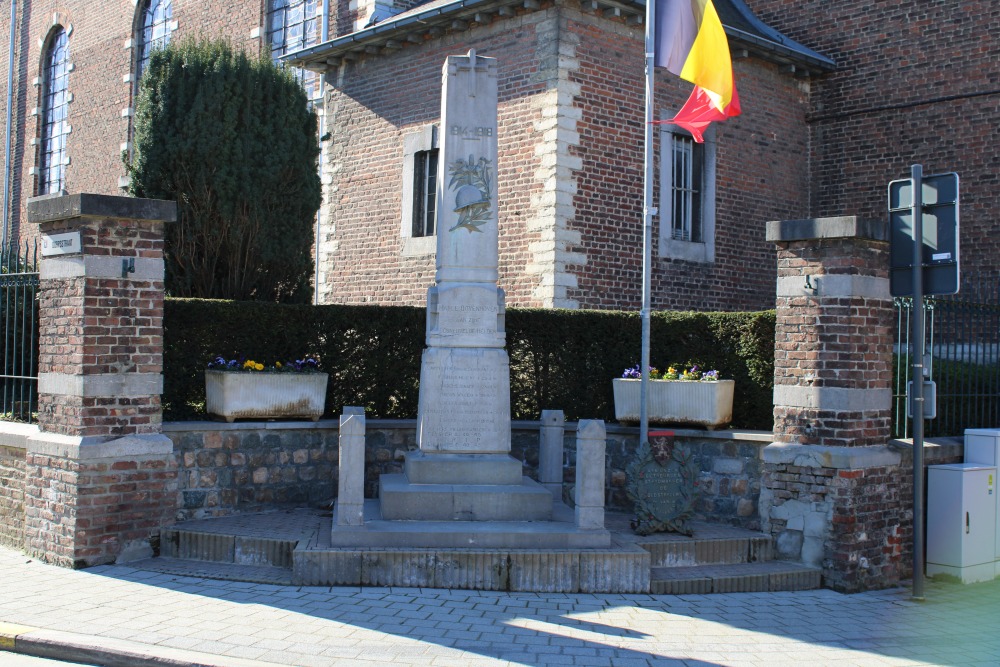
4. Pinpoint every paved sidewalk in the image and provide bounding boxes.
[1,546,998,667]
